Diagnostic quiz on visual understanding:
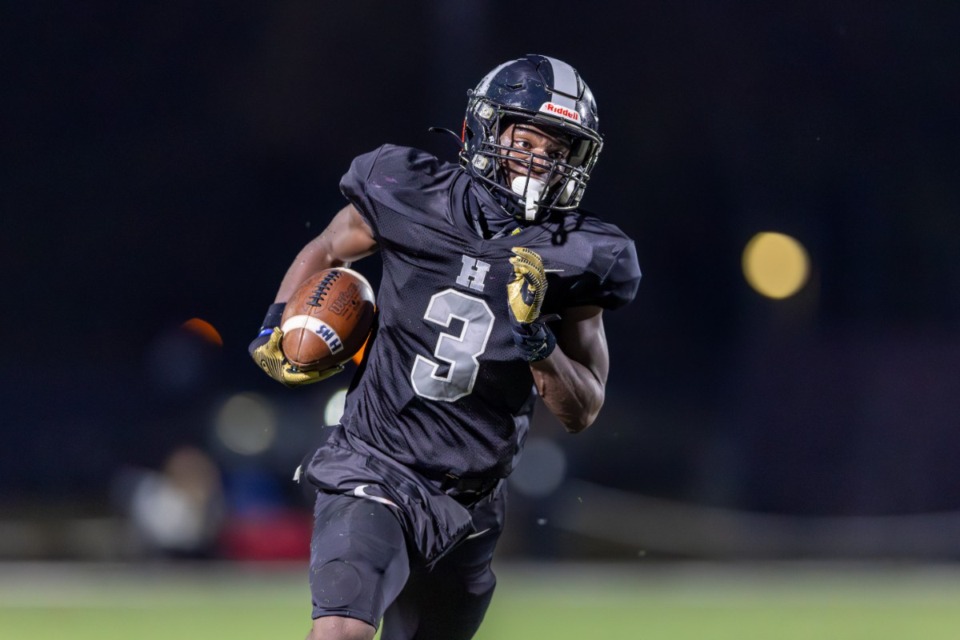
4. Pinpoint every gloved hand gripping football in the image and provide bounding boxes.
[507,247,557,362]
[248,302,343,387]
